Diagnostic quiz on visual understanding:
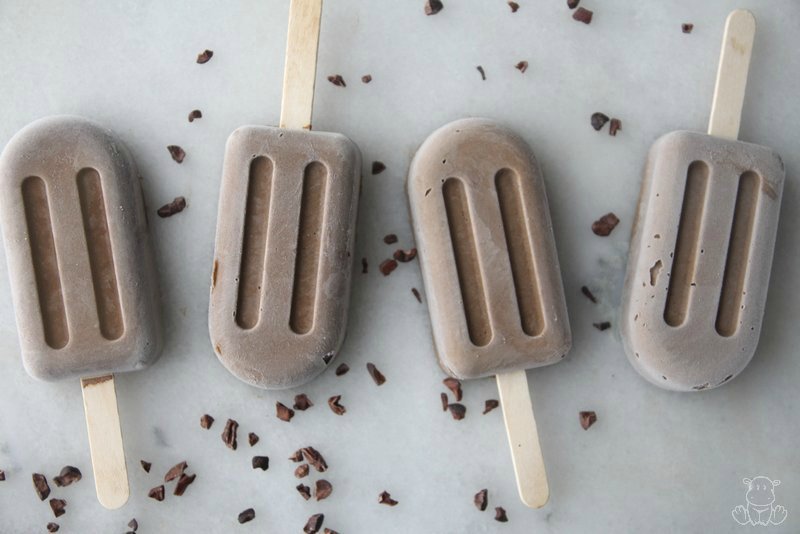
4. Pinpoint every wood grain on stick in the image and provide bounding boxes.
[280,0,323,130]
